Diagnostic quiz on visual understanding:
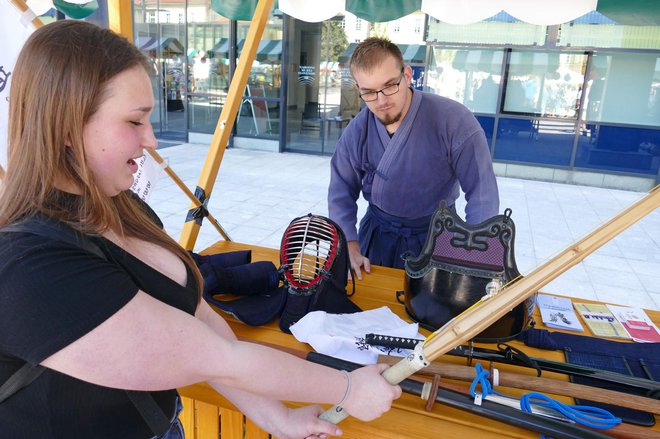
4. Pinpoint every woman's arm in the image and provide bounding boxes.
[41,291,400,422]
[196,301,342,438]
